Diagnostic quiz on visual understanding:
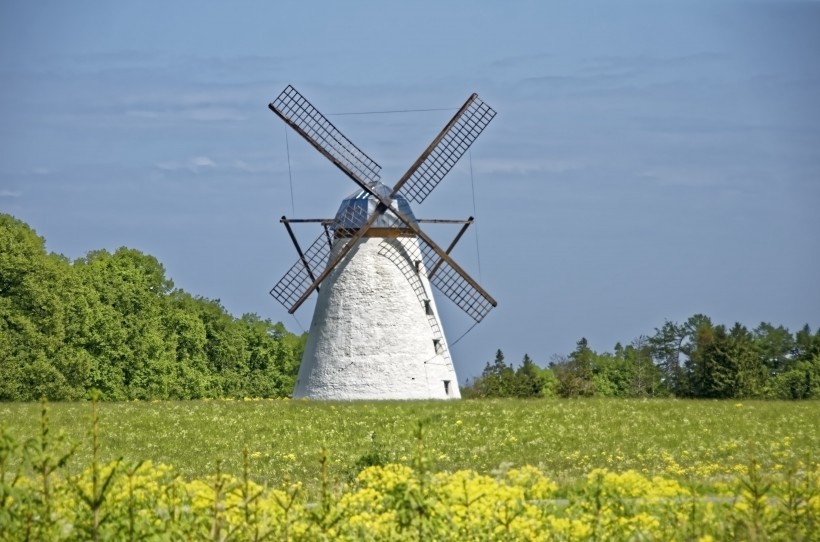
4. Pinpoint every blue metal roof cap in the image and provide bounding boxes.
[333,182,418,230]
